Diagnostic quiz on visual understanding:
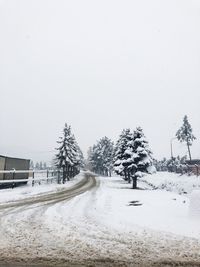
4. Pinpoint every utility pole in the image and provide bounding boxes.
[170,137,177,159]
